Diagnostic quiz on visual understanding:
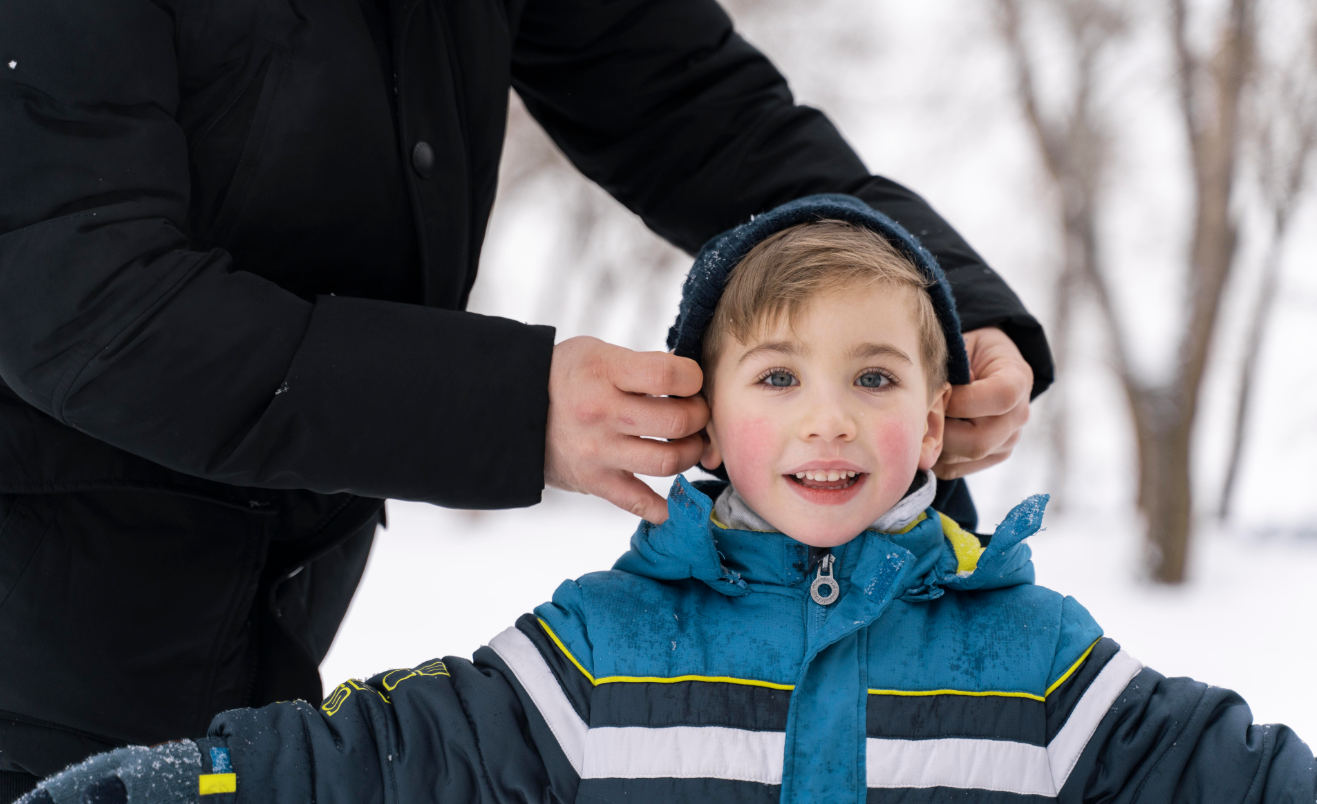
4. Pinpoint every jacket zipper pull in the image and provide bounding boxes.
[810,553,839,605]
